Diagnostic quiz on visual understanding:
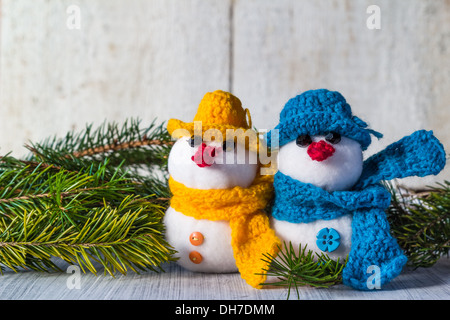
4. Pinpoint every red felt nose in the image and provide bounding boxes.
[307,140,335,162]
[191,143,216,167]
